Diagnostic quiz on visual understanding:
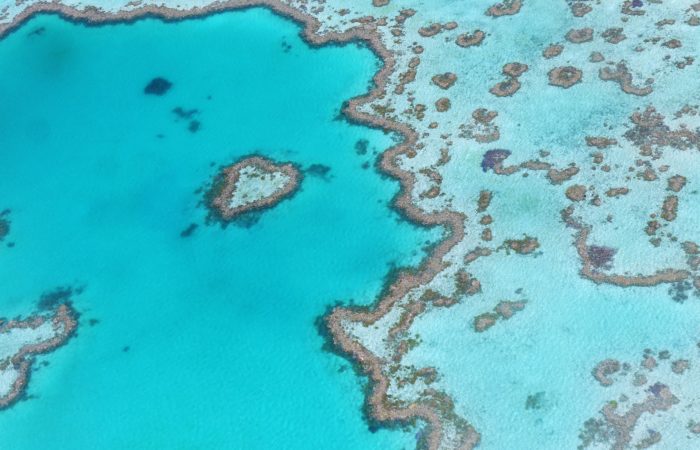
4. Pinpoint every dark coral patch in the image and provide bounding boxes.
[525,392,546,410]
[587,245,617,270]
[306,164,332,179]
[188,120,201,133]
[172,107,198,119]
[172,107,201,133]
[37,285,82,311]
[355,139,369,155]
[0,209,10,242]
[180,223,198,238]
[668,281,693,303]
[27,26,45,37]
[489,78,521,97]
[144,77,172,96]
[481,149,511,172]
